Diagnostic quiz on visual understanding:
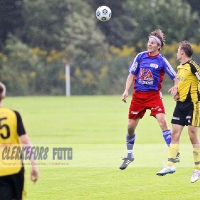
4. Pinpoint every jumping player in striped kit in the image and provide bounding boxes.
[119,29,179,170]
